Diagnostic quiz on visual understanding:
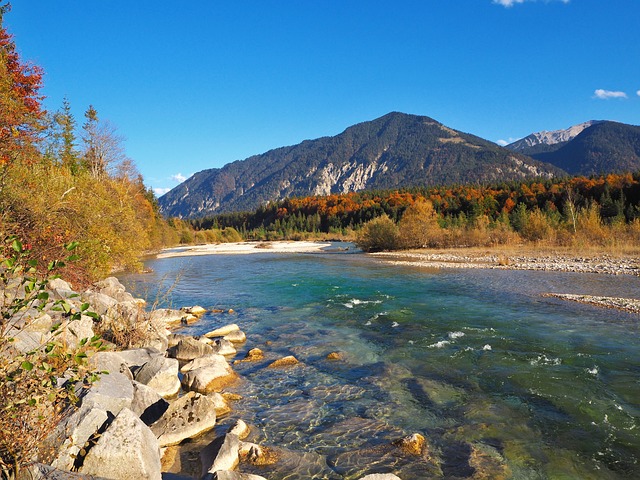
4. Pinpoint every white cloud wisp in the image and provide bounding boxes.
[594,89,628,100]
[493,0,569,6]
